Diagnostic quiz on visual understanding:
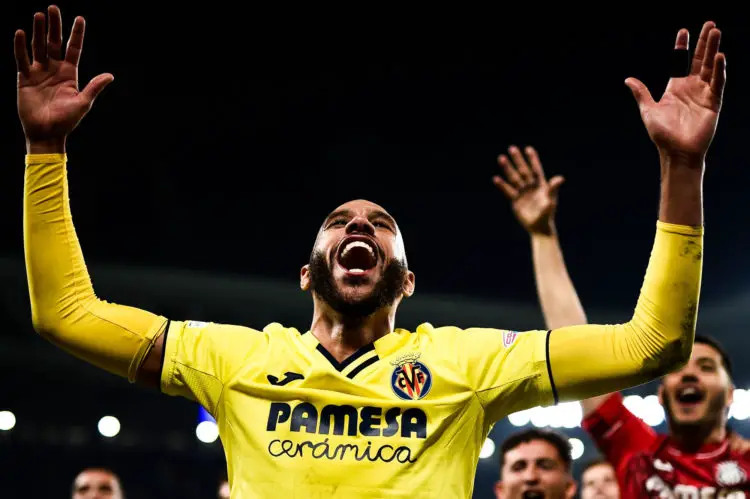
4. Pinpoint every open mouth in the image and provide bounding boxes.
[336,237,378,275]
[676,385,705,405]
[522,491,545,499]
